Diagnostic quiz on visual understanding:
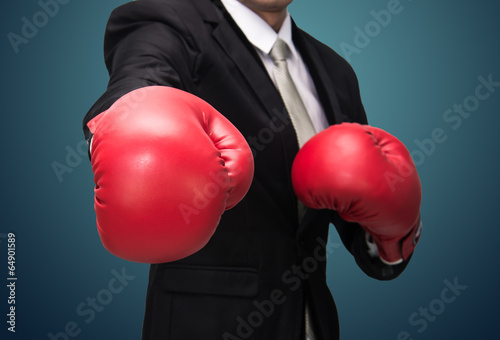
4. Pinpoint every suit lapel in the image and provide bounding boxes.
[292,24,345,126]
[213,27,286,122]
[195,0,300,224]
